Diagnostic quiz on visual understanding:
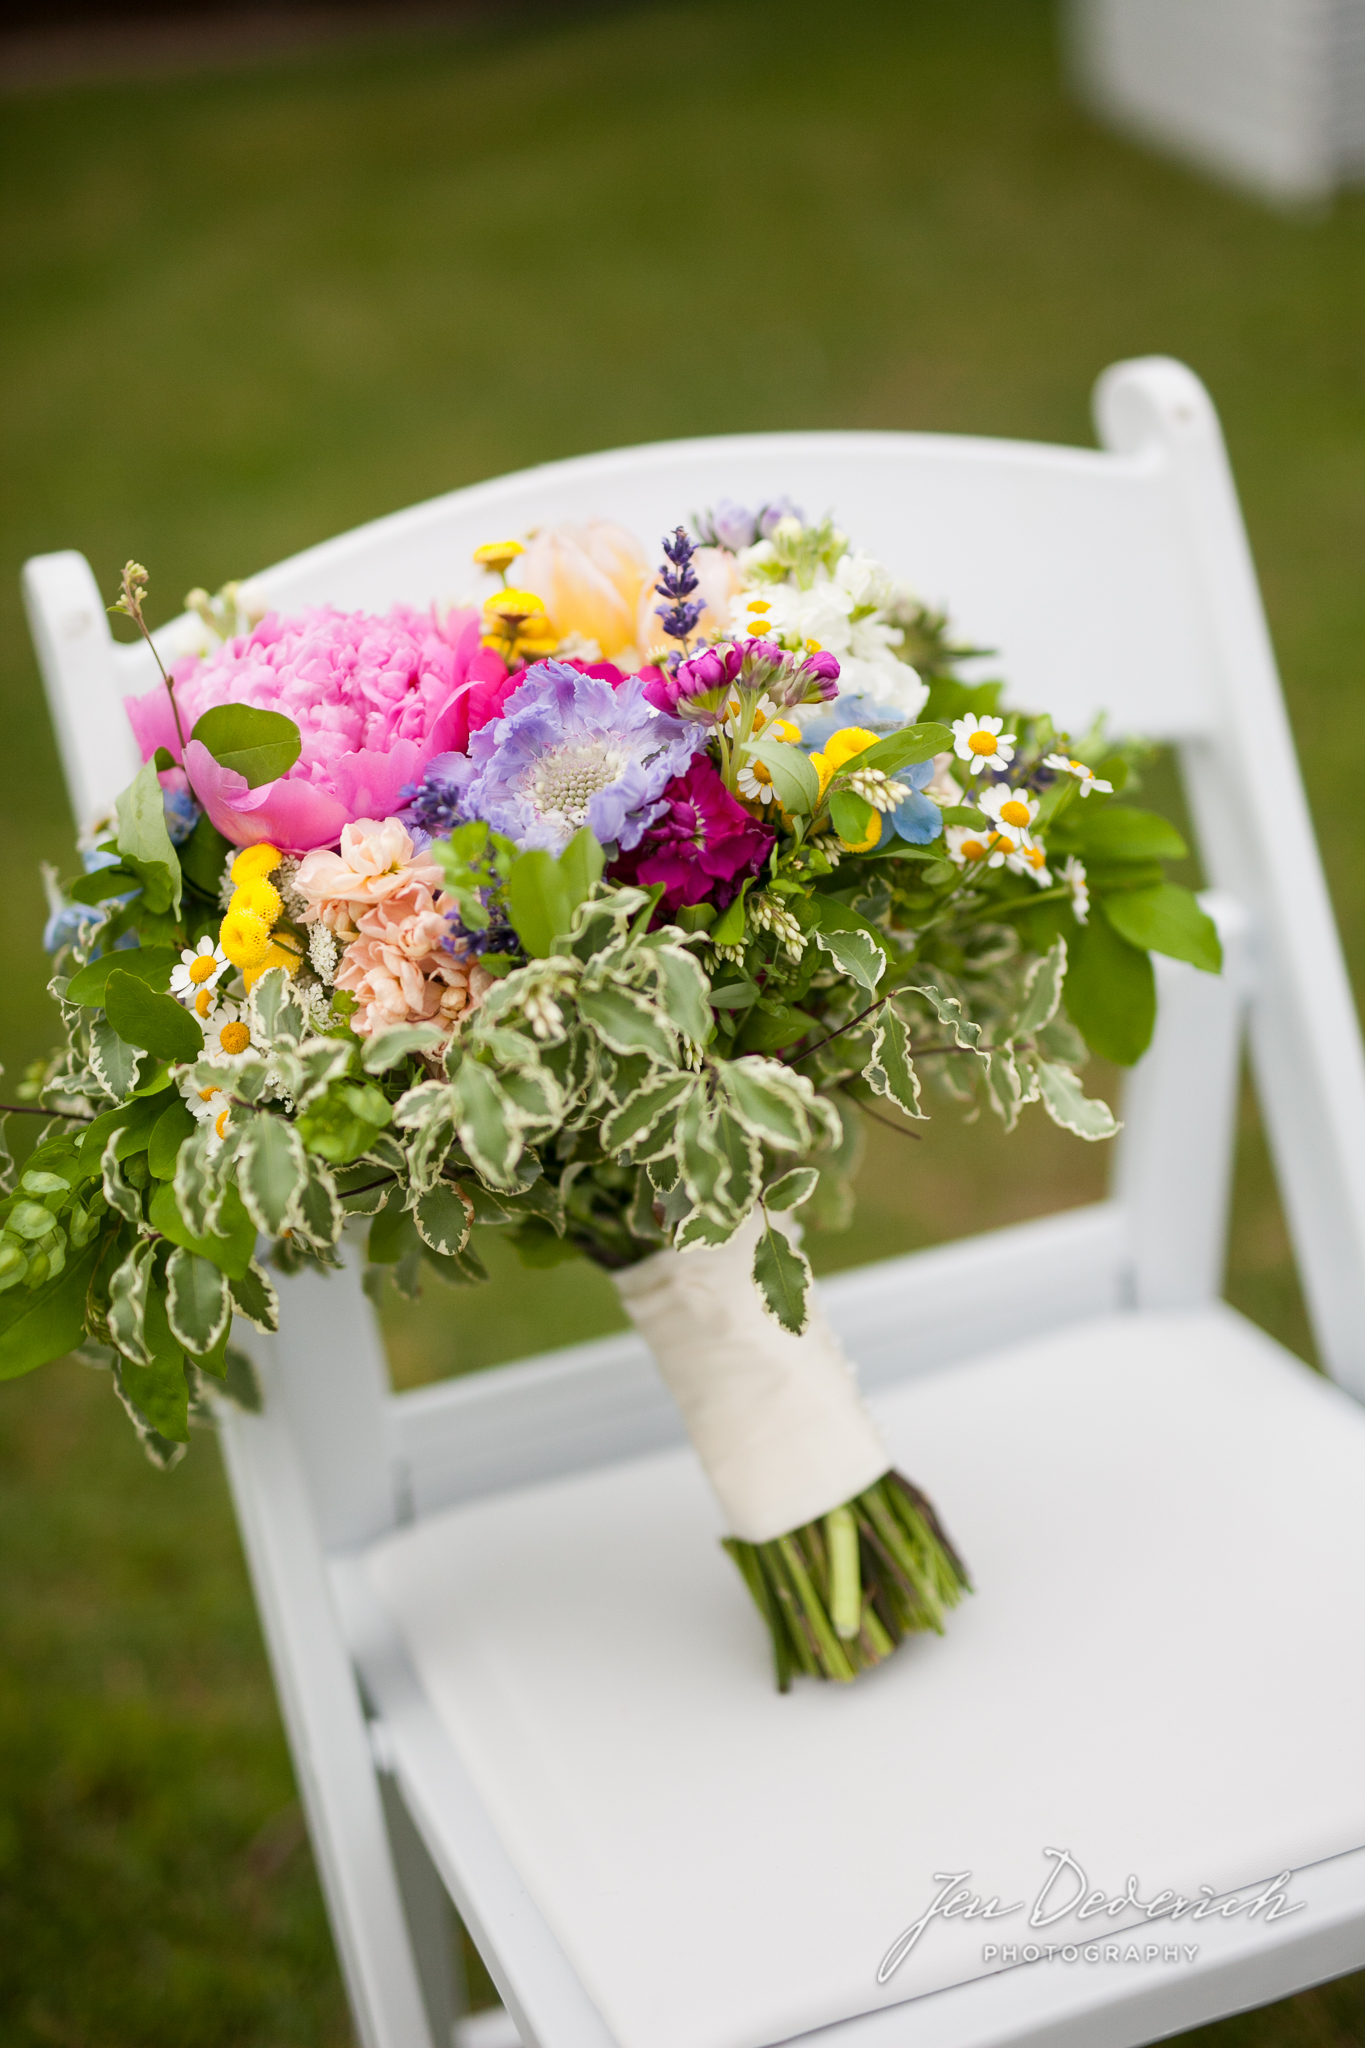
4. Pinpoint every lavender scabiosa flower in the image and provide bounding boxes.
[654,527,706,645]
[459,659,705,854]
